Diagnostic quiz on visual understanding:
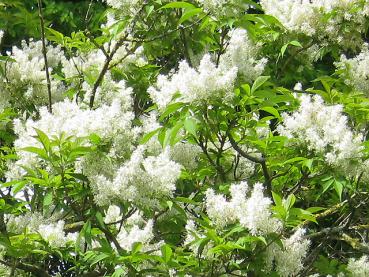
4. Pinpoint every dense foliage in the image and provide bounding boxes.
[1,0,369,276]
